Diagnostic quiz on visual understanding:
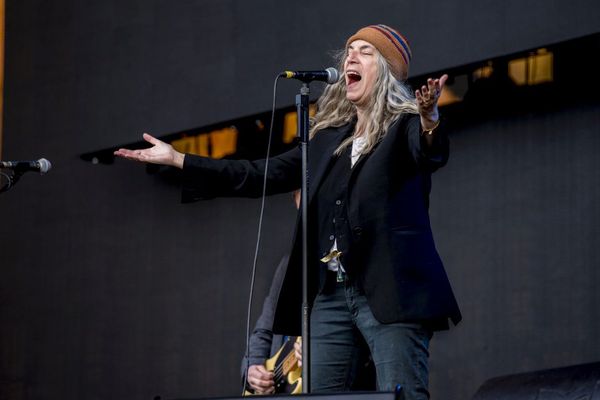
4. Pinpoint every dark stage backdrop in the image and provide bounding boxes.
[1,1,600,400]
